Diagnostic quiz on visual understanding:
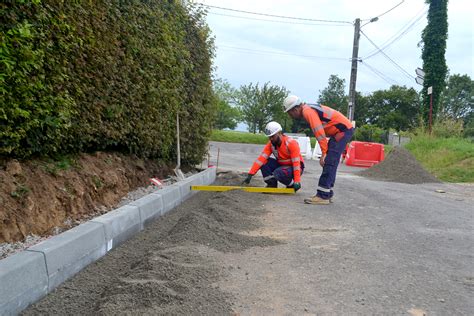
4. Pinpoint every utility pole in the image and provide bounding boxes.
[347,18,360,122]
